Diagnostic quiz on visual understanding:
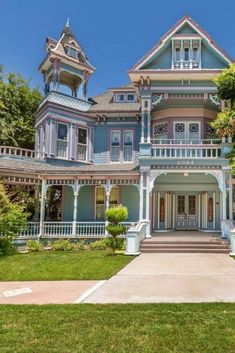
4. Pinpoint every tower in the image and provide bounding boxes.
[38,19,95,100]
